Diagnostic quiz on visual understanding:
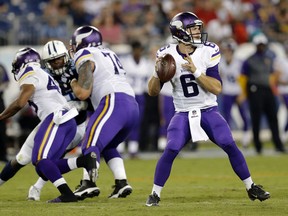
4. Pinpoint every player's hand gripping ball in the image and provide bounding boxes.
[156,54,176,83]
